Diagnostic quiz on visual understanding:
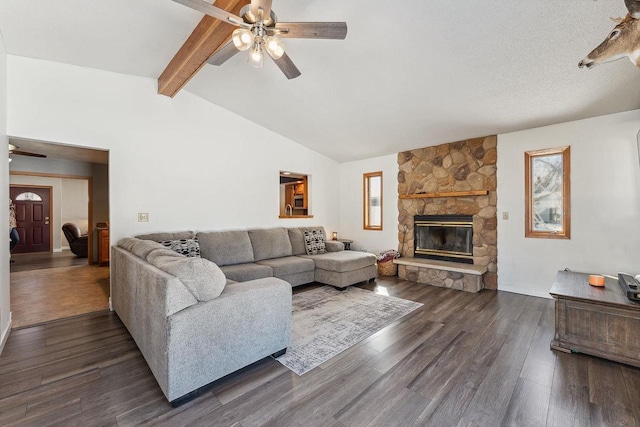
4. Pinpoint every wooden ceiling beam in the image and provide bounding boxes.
[158,0,245,98]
